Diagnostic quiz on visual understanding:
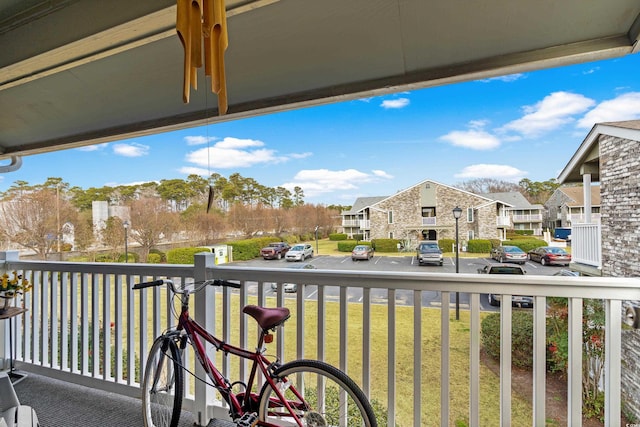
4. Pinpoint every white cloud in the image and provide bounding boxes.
[185,137,308,169]
[500,91,595,137]
[184,136,217,146]
[282,168,393,198]
[576,92,640,129]
[77,143,108,152]
[454,164,527,181]
[380,98,410,109]
[113,143,149,157]
[440,129,501,150]
[178,166,211,176]
[480,73,525,83]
